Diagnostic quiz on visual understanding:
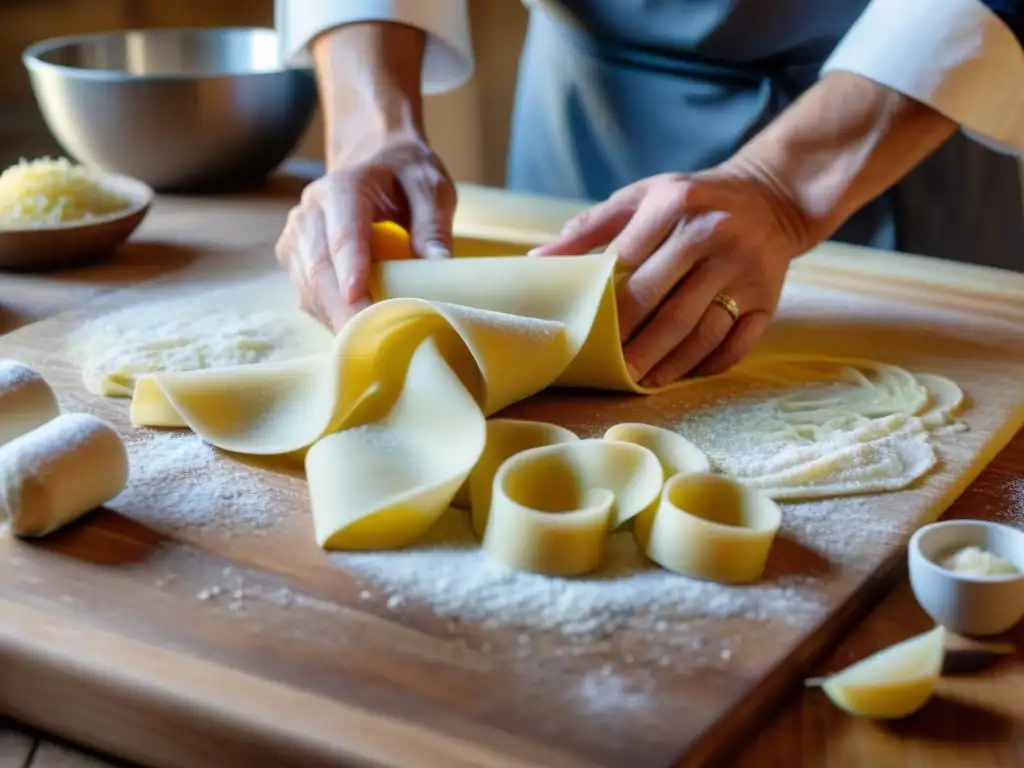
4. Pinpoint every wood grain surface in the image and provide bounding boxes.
[1,170,1023,768]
